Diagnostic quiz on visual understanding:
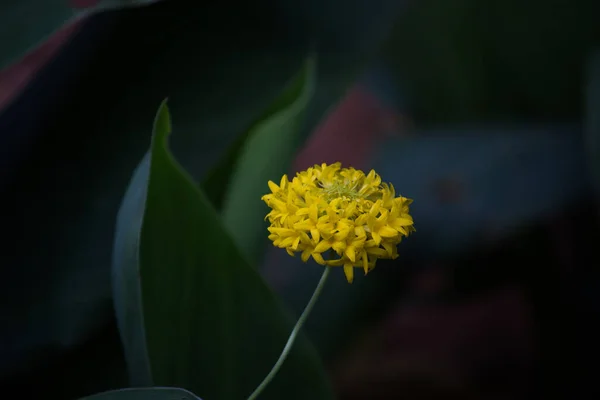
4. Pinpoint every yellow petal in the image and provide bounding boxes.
[345,246,356,262]
[366,247,387,257]
[314,240,332,253]
[369,201,381,217]
[351,235,366,247]
[310,228,320,243]
[326,257,344,267]
[296,208,310,216]
[318,222,335,238]
[312,252,326,265]
[343,264,354,283]
[354,225,366,238]
[309,204,318,222]
[299,231,312,243]
[291,236,301,250]
[393,217,414,227]
[268,227,296,237]
[268,180,279,193]
[355,214,368,225]
[301,249,312,262]
[361,250,369,274]
[382,242,394,257]
[270,198,287,211]
[332,241,346,254]
[280,174,288,189]
[377,210,389,223]
[279,237,296,247]
[293,220,314,231]
[372,231,382,246]
[333,228,350,241]
[380,226,398,238]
